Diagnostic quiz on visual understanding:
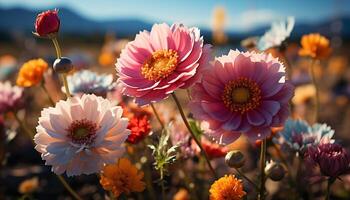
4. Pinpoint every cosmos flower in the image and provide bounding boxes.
[190,50,294,144]
[34,9,60,37]
[100,158,145,198]
[34,94,130,176]
[65,70,115,97]
[16,59,48,87]
[306,143,350,179]
[299,33,332,59]
[258,17,295,51]
[274,118,334,152]
[116,23,211,106]
[209,175,246,200]
[0,81,24,114]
